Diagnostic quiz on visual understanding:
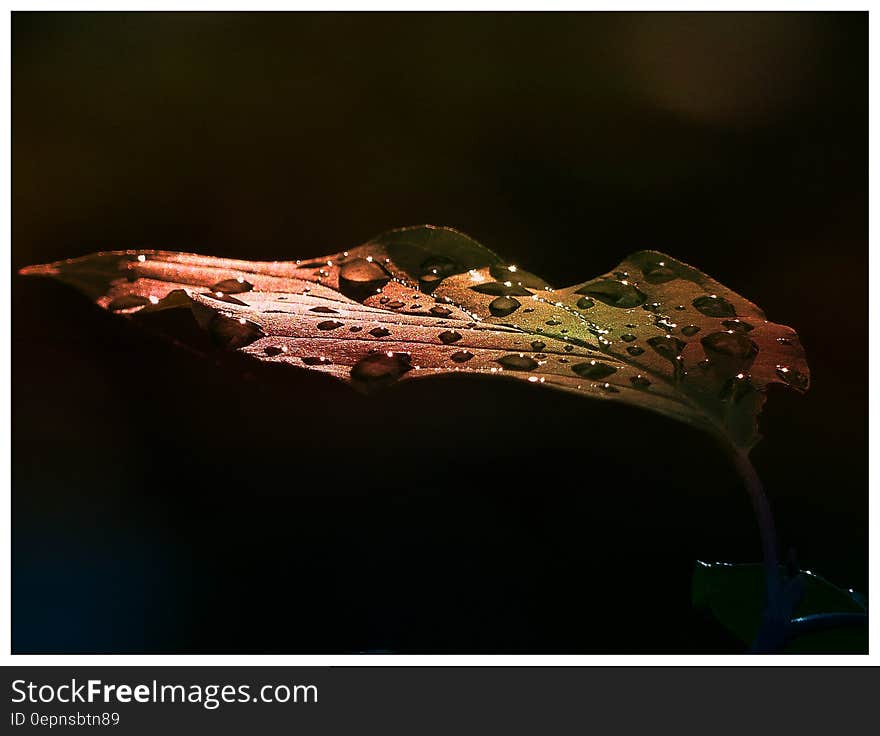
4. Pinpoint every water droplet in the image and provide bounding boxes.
[681,325,700,336]
[692,295,736,318]
[641,264,677,284]
[496,354,538,371]
[339,258,390,301]
[108,294,149,311]
[654,316,677,331]
[204,292,248,306]
[674,305,686,311]
[309,306,338,314]
[643,302,662,313]
[489,296,521,317]
[776,336,793,346]
[302,356,333,365]
[530,340,547,352]
[351,352,412,387]
[647,335,687,362]
[775,365,808,389]
[701,331,758,360]
[564,345,574,352]
[438,330,463,344]
[626,345,645,356]
[450,350,475,363]
[205,314,266,350]
[430,306,453,317]
[419,256,460,293]
[211,278,253,294]
[471,281,532,296]
[576,297,595,310]
[576,280,647,308]
[317,320,344,330]
[369,327,391,337]
[571,361,617,379]
[264,346,286,357]
[630,375,651,387]
[350,326,362,332]
[386,300,405,309]
[721,319,754,332]
[545,318,562,326]
[601,383,619,393]
[620,334,637,342]
[379,296,390,304]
